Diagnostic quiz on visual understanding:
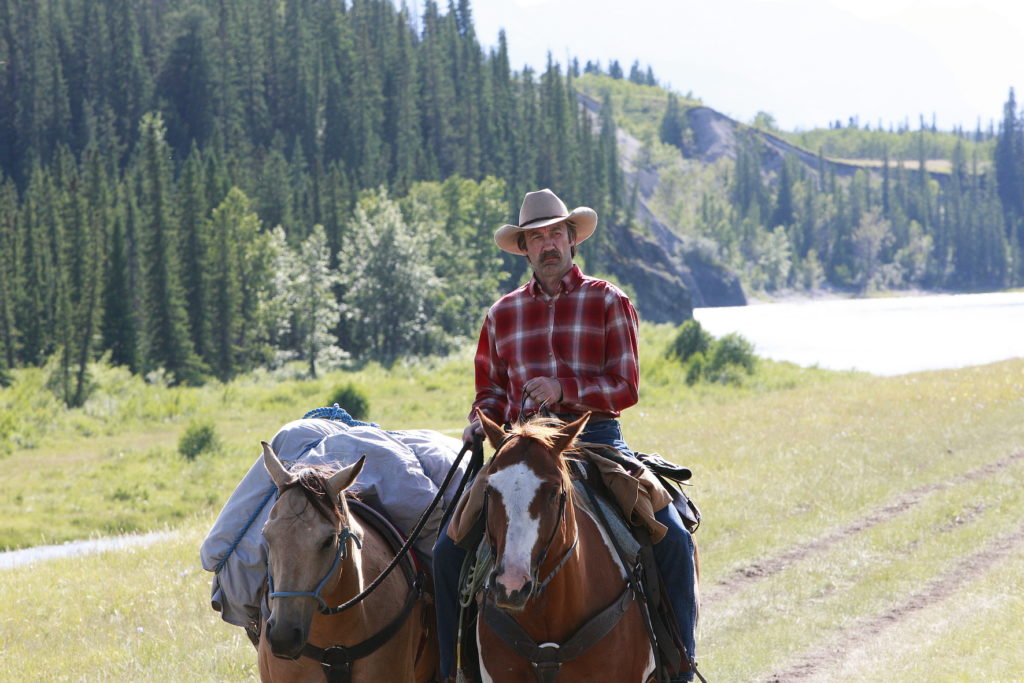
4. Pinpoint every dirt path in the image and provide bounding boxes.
[702,450,1024,607]
[762,519,1024,682]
